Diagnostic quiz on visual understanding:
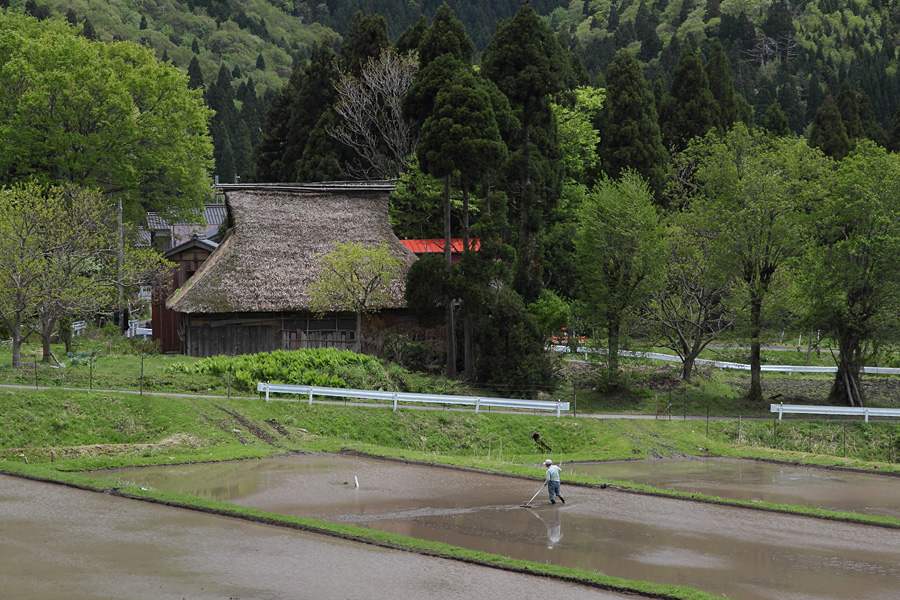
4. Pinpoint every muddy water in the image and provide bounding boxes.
[113,455,900,600]
[0,474,633,600]
[566,456,900,518]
